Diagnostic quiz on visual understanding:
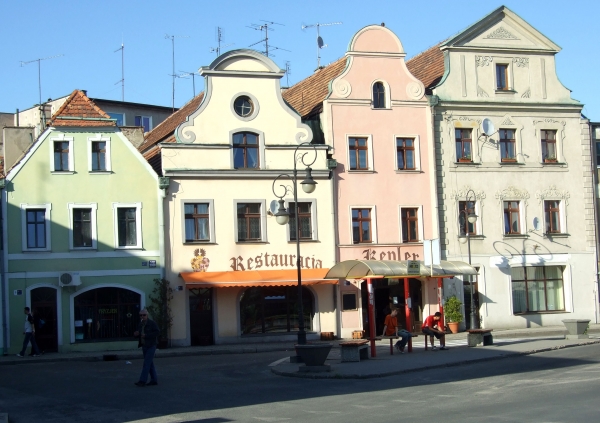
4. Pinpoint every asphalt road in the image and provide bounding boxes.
[1,344,599,423]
